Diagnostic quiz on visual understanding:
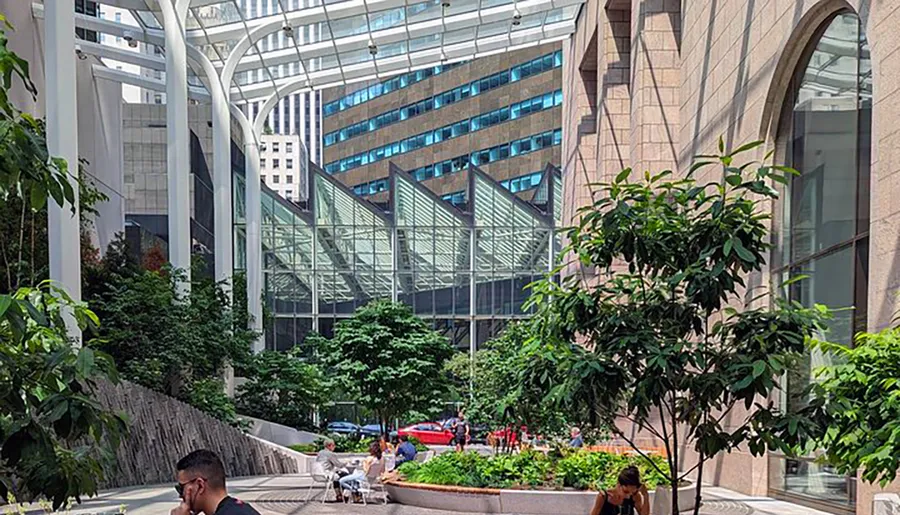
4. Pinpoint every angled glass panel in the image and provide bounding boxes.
[192,2,243,29]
